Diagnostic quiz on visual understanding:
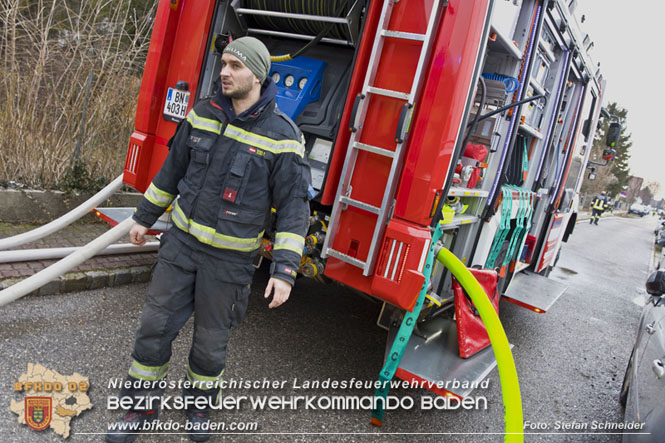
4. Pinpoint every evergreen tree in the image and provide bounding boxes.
[604,103,632,196]
[581,102,632,200]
